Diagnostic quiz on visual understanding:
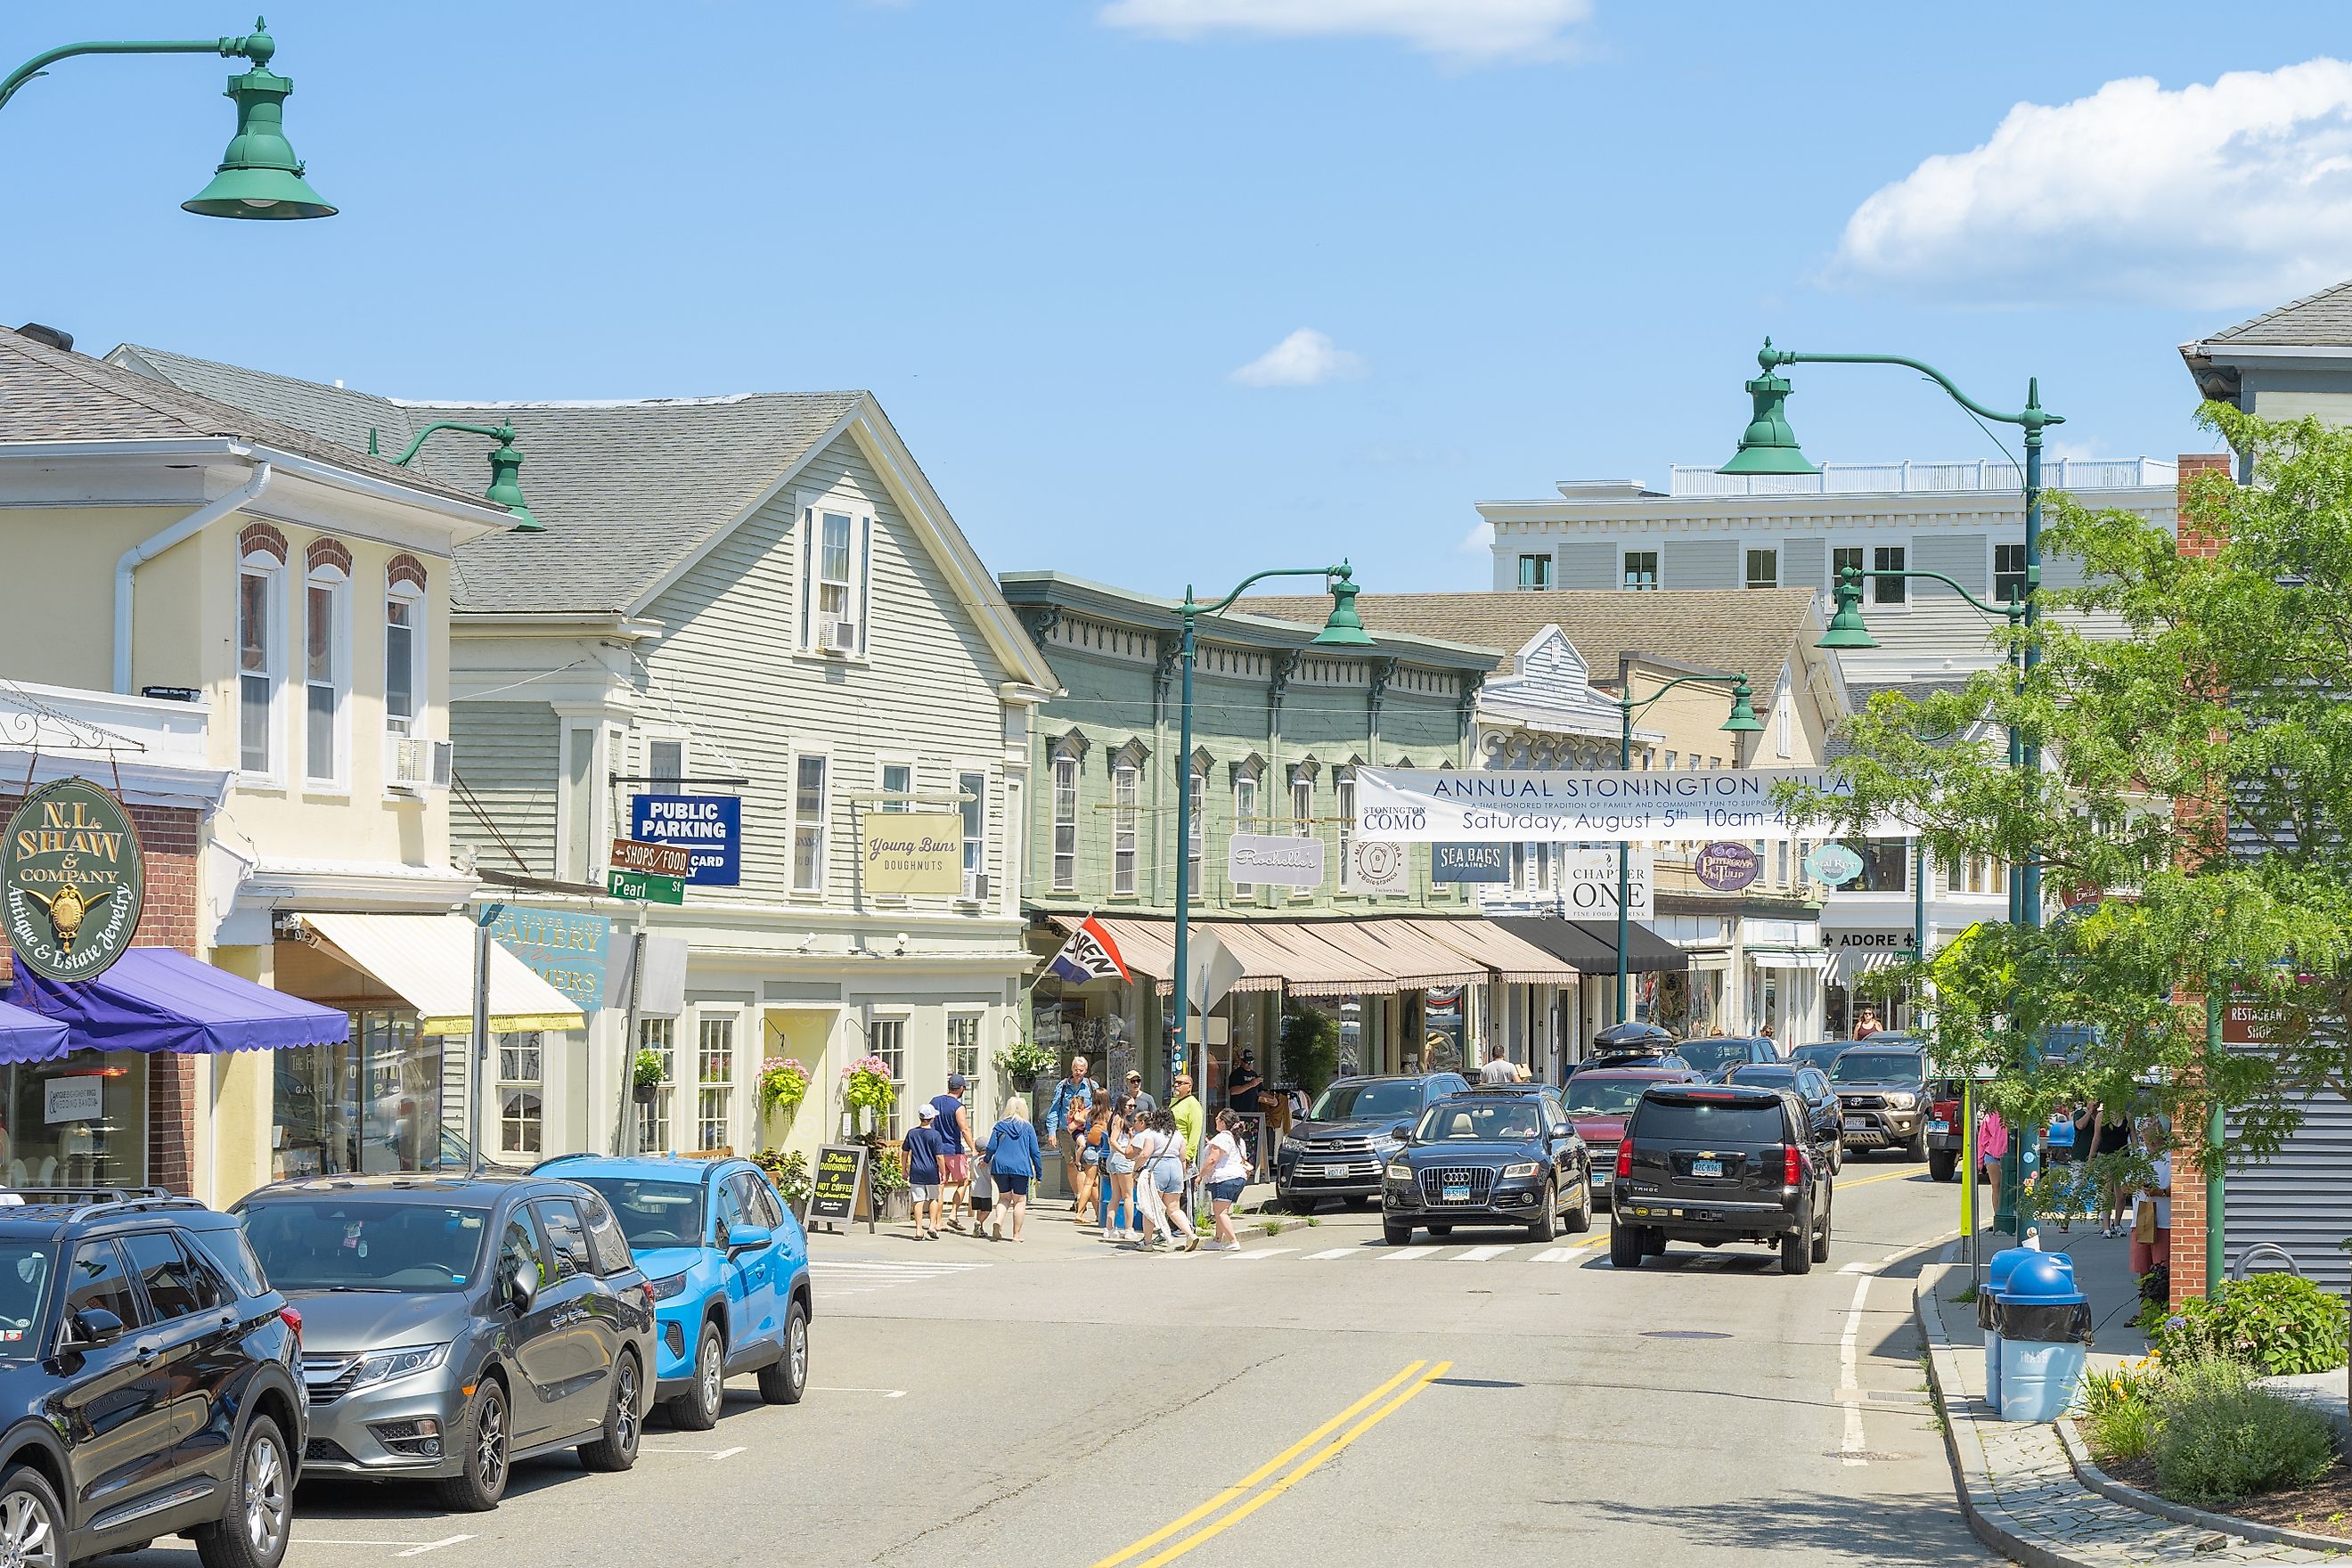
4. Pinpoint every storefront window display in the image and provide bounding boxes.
[1420,987,1467,1074]
[0,1055,148,1188]
[275,1009,453,1178]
